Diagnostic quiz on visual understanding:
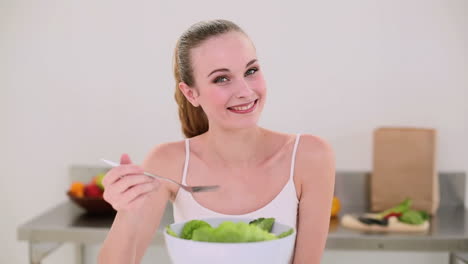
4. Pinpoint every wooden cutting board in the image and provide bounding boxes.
[341,214,429,233]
